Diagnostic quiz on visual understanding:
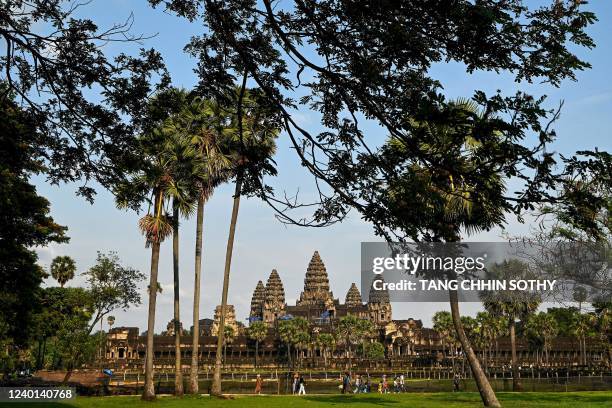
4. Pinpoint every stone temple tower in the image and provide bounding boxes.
[296,251,335,308]
[212,304,239,336]
[249,280,265,325]
[367,275,392,324]
[262,269,286,325]
[345,283,363,307]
